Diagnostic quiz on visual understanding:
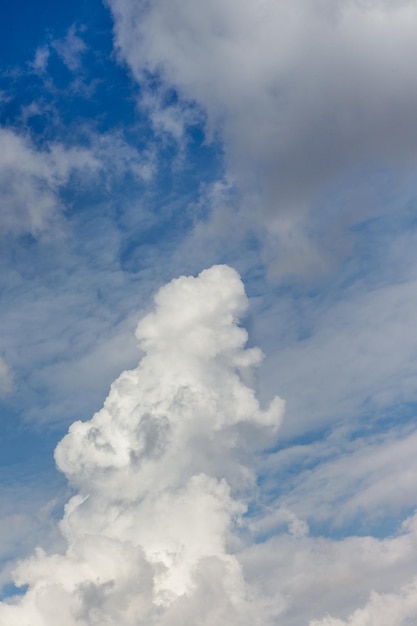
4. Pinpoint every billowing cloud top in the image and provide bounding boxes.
[0,265,283,625]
